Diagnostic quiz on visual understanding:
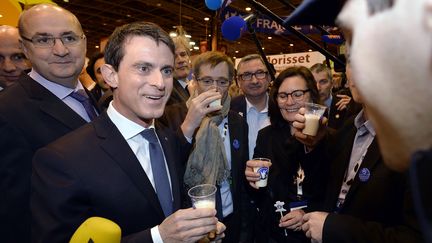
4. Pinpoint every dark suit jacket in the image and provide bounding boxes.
[31,112,191,243]
[0,74,95,243]
[160,105,252,243]
[321,117,423,243]
[166,79,189,106]
[252,124,330,243]
[326,89,362,130]
[230,95,247,120]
